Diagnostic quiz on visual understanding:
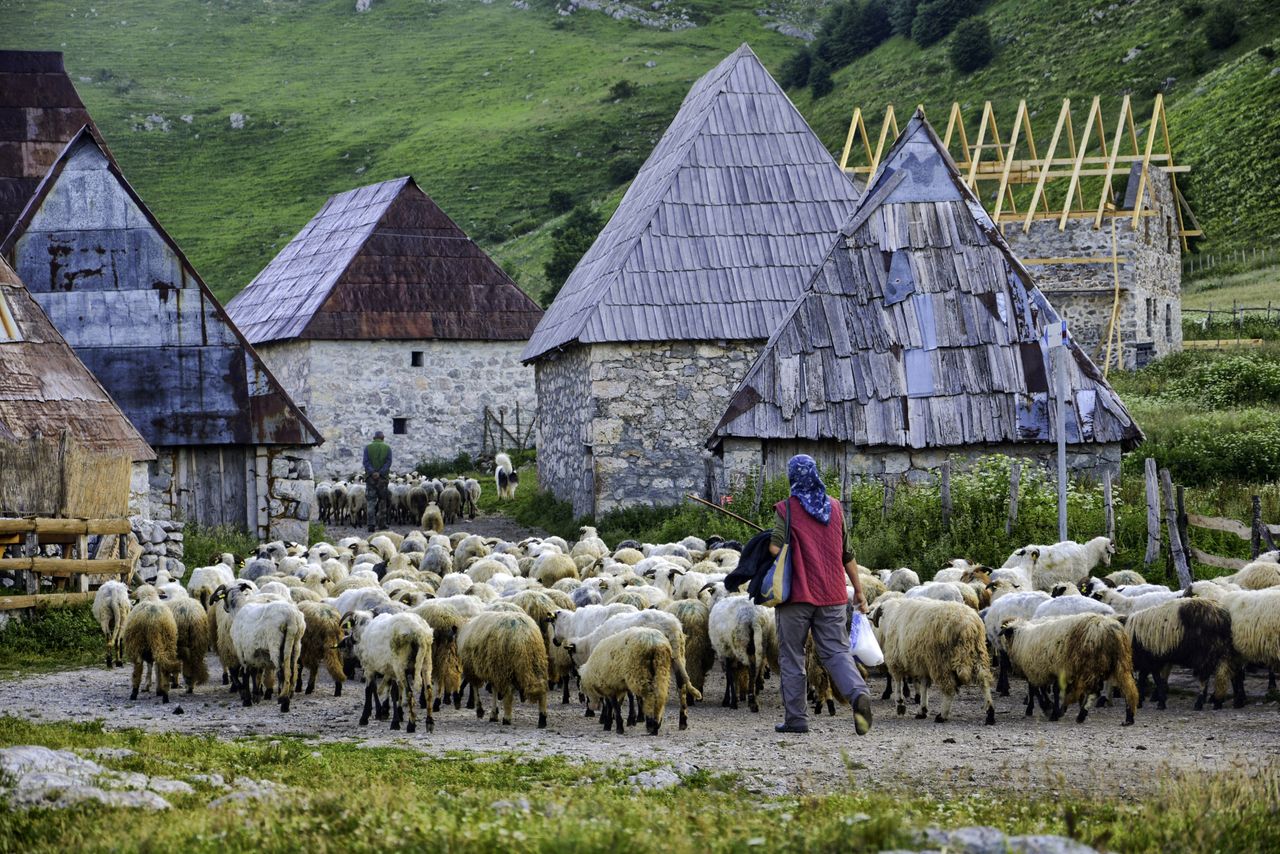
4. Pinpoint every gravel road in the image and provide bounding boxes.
[3,655,1274,796]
